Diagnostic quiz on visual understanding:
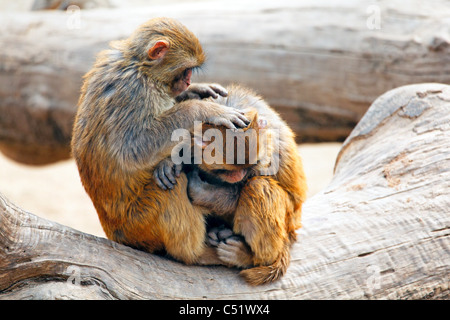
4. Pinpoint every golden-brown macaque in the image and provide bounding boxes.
[185,85,308,285]
[71,17,249,265]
